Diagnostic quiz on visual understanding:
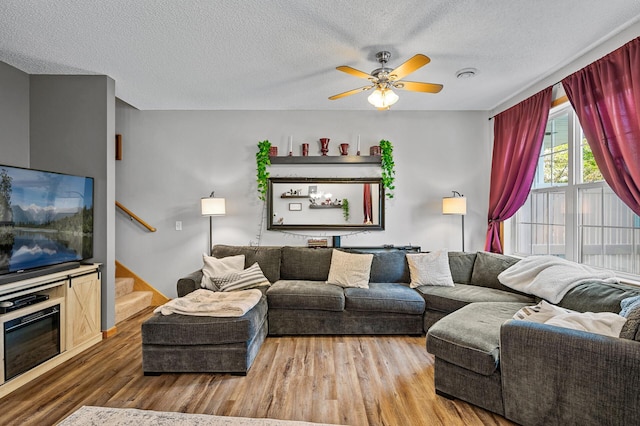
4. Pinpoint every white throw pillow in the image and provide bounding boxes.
[201,254,245,290]
[406,251,454,288]
[210,262,270,292]
[326,249,373,289]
